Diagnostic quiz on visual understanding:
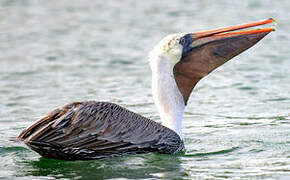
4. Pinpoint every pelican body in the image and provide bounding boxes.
[18,18,275,160]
